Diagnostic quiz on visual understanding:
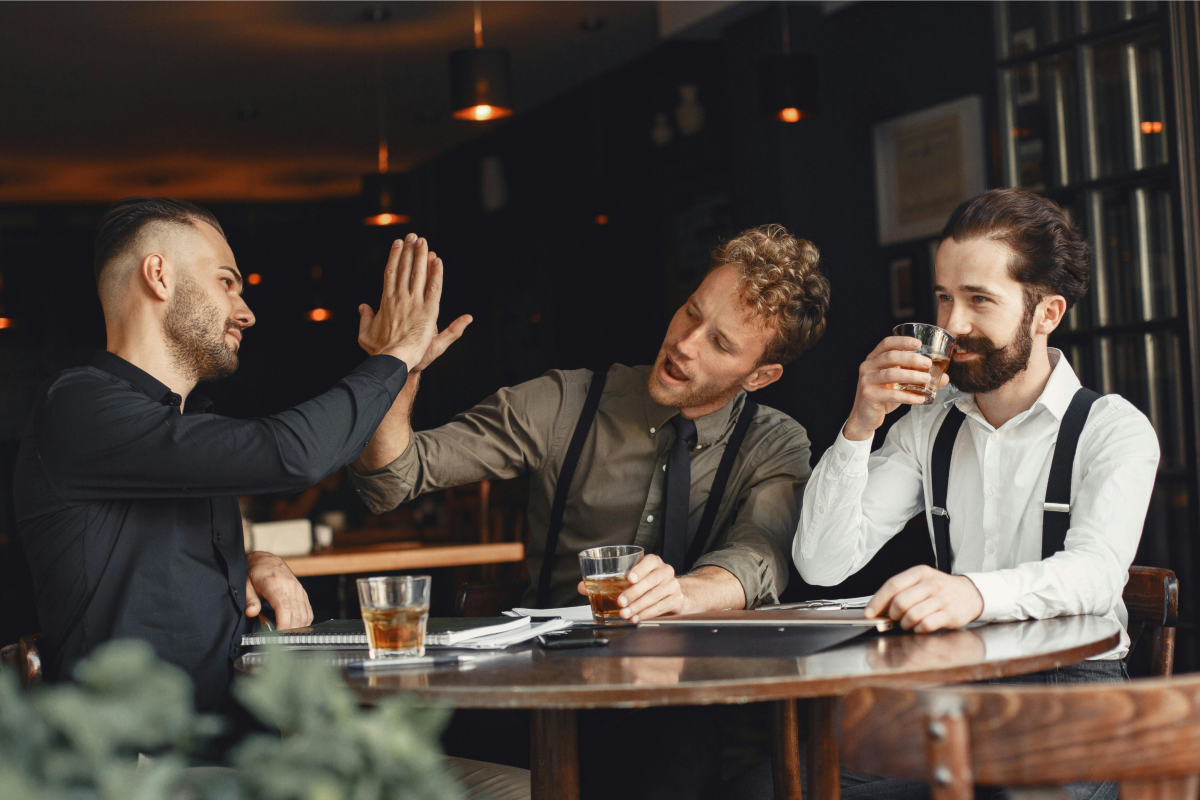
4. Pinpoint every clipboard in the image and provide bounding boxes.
[638,609,893,631]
